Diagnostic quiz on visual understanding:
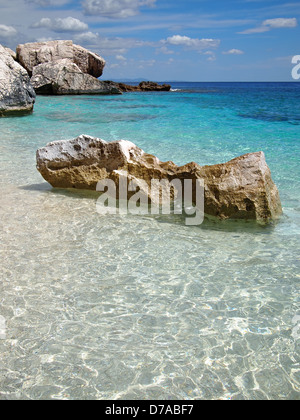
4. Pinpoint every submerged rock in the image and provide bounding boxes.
[31,60,122,95]
[0,44,36,116]
[16,40,105,78]
[36,135,282,224]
